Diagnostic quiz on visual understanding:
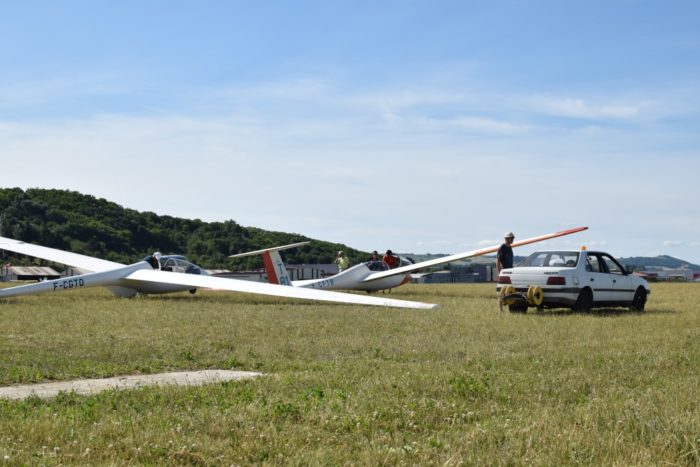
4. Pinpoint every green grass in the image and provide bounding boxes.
[0,283,699,465]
